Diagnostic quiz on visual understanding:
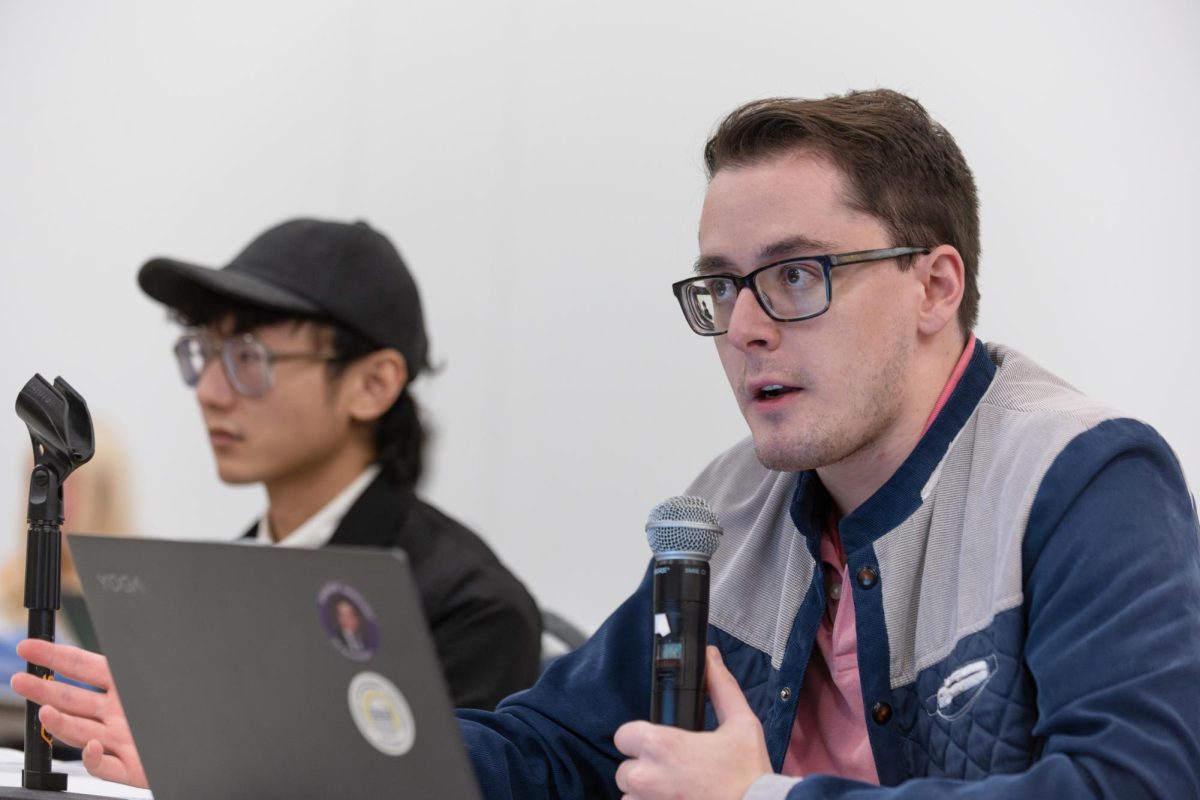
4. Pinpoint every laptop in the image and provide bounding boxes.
[61,594,102,655]
[68,535,482,800]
